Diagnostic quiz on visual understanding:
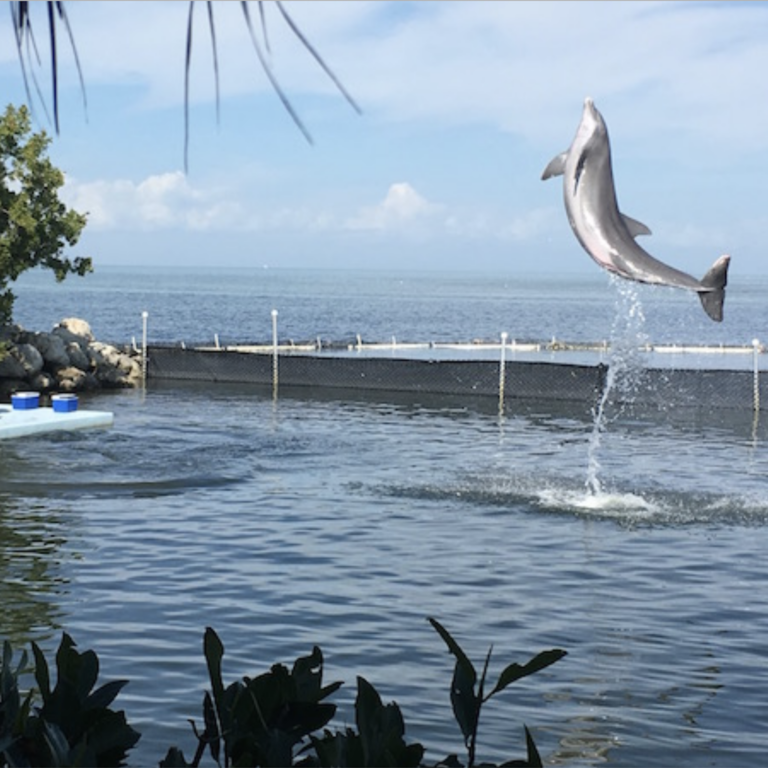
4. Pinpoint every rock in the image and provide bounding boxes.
[0,317,141,395]
[66,341,90,371]
[57,317,94,342]
[0,346,27,379]
[89,342,142,387]
[55,366,88,392]
[0,324,21,343]
[30,371,56,392]
[14,343,44,377]
[33,332,72,369]
[52,326,90,352]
